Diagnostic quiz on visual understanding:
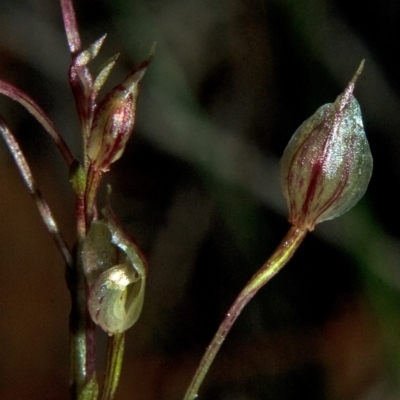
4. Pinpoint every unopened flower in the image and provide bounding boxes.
[82,200,147,335]
[280,61,373,231]
[87,61,149,172]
